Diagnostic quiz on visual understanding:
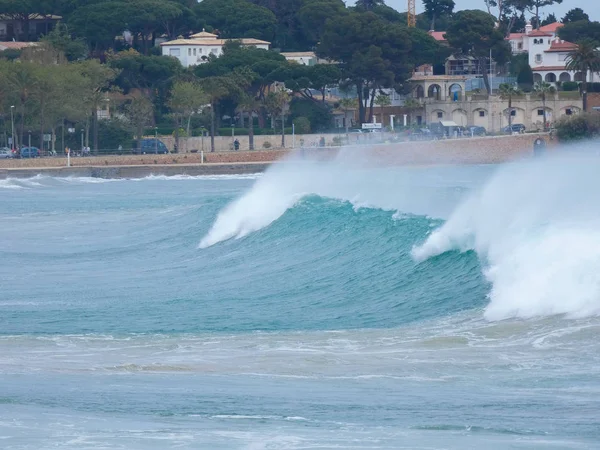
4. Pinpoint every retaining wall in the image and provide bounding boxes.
[0,134,555,177]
